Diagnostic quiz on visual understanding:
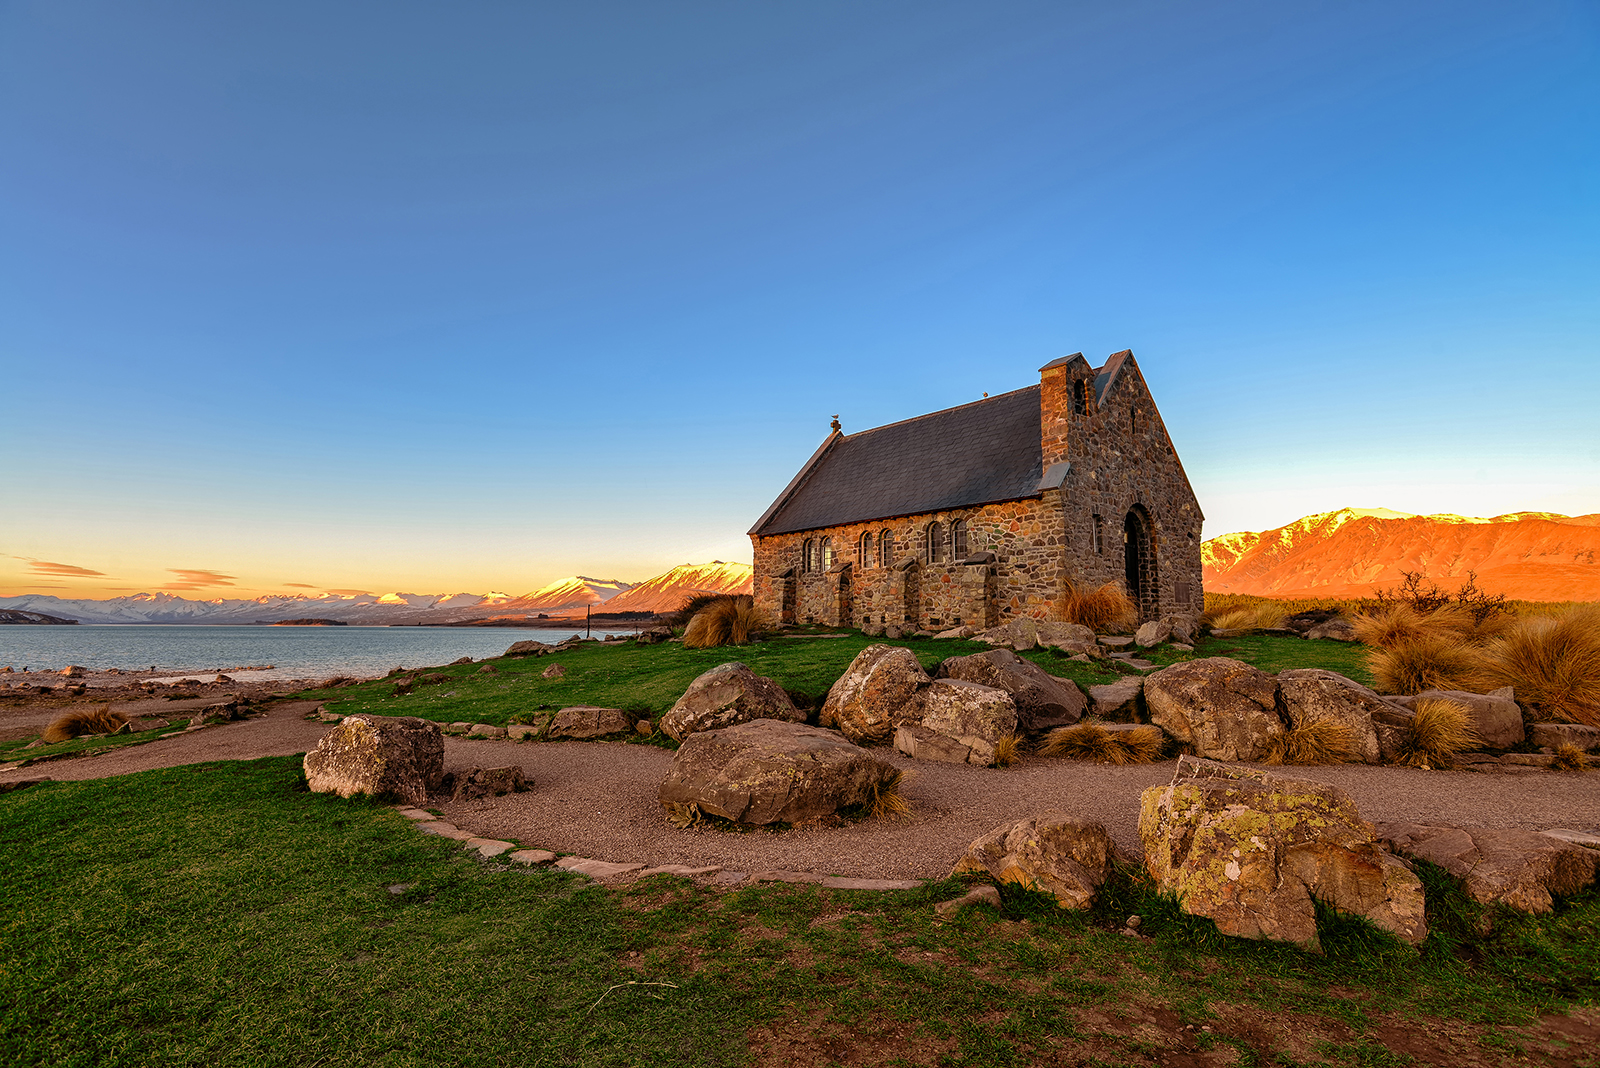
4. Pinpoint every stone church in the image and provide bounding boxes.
[748,350,1203,631]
